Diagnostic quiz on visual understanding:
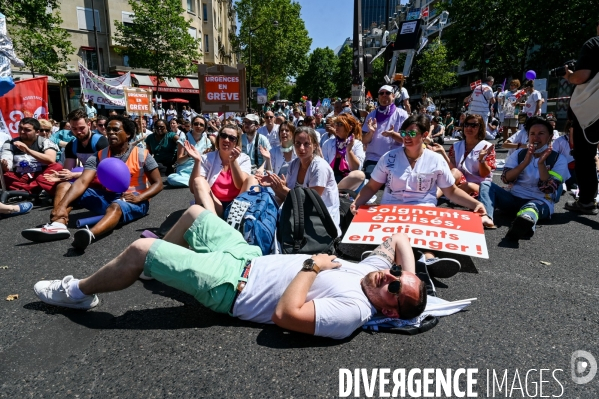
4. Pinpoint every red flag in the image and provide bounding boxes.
[366,91,372,98]
[470,82,476,90]
[0,76,49,138]
[421,6,429,17]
